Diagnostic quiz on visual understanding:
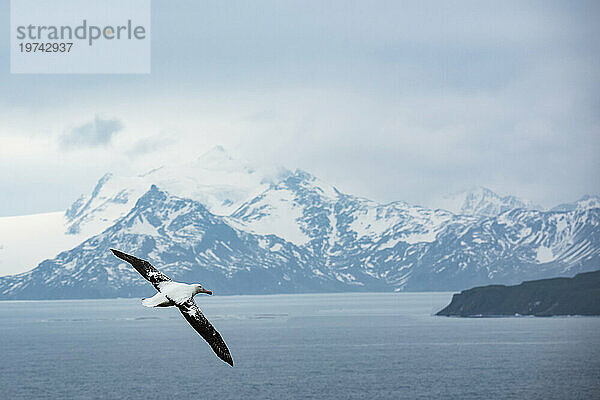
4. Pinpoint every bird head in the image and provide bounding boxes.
[194,284,212,296]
